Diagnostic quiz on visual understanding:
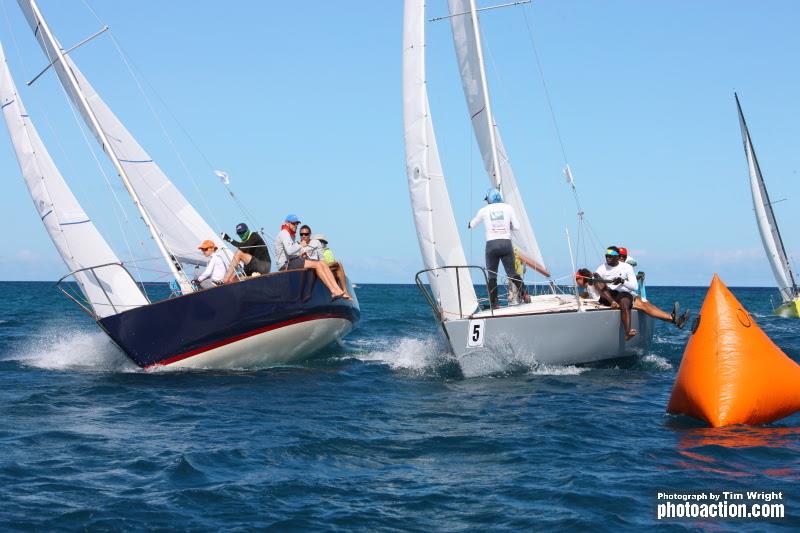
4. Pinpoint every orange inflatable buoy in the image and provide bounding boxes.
[667,274,800,427]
